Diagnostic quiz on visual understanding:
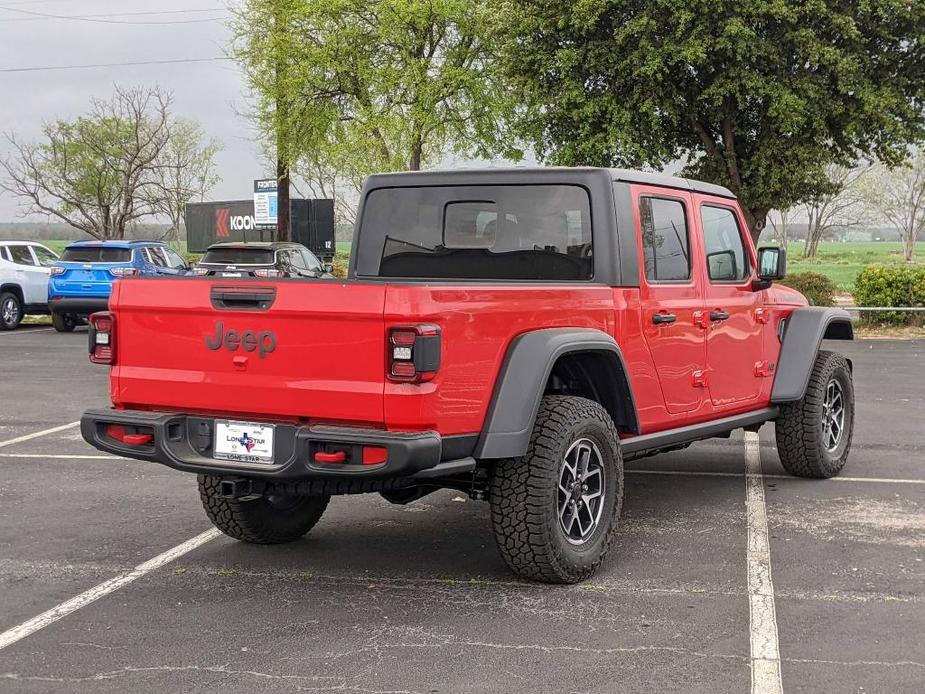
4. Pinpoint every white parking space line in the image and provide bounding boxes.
[0,328,53,336]
[626,469,925,485]
[0,528,221,652]
[0,453,115,459]
[0,422,79,449]
[744,432,783,694]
